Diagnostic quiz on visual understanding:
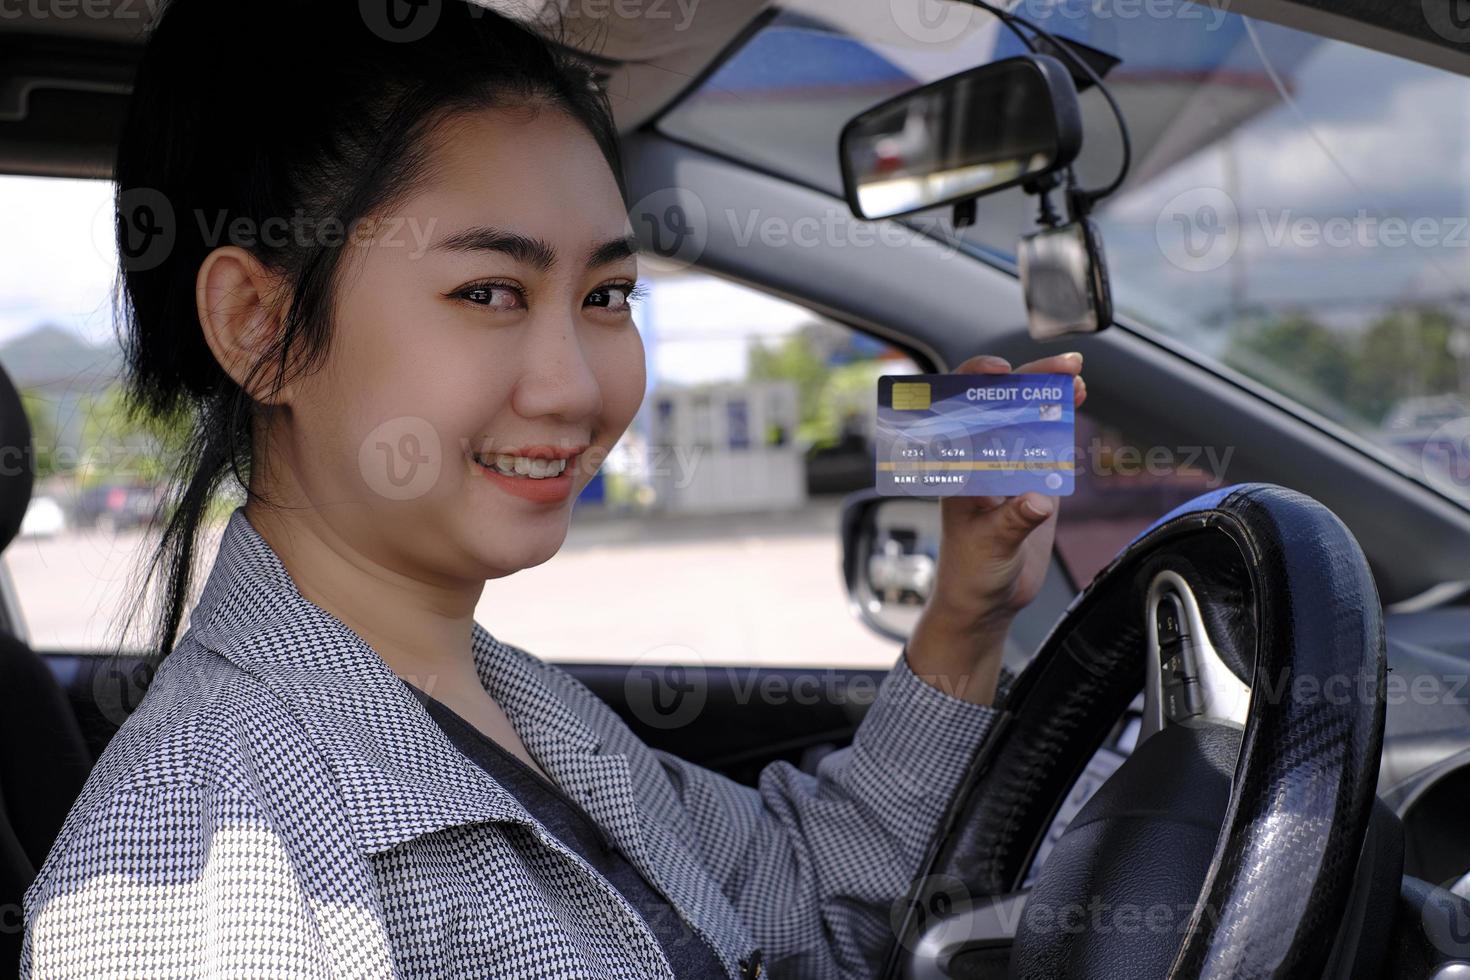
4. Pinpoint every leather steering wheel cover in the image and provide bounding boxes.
[926,484,1385,979]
